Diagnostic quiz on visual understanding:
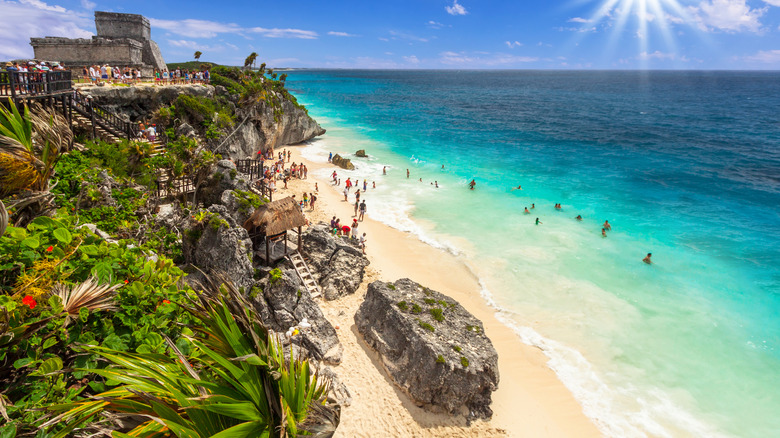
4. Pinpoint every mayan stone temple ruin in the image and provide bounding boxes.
[30,11,166,75]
